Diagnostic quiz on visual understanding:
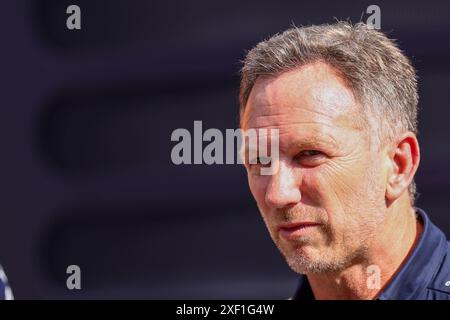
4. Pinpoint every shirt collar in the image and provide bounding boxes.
[377,207,447,299]
[292,207,448,300]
